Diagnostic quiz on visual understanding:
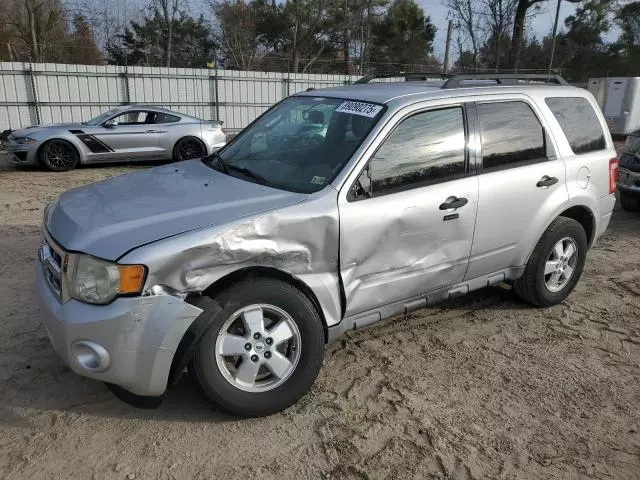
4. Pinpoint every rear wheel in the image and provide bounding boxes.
[39,139,79,172]
[189,278,325,416]
[620,191,640,212]
[173,136,205,161]
[513,217,588,307]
